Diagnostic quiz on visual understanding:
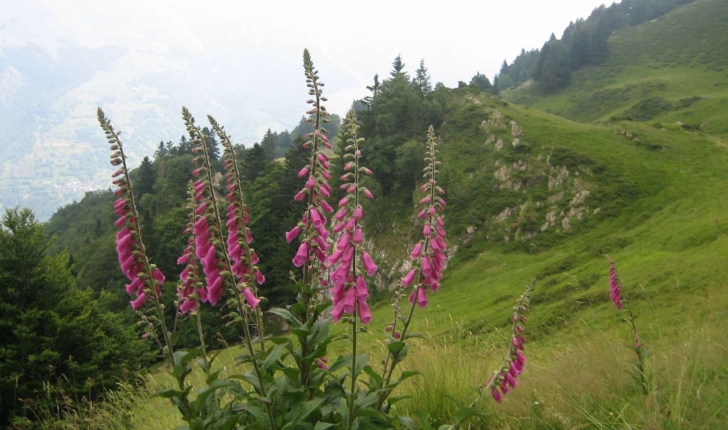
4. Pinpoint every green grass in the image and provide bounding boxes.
[505,0,728,135]
[65,89,728,428]
[54,100,728,427]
